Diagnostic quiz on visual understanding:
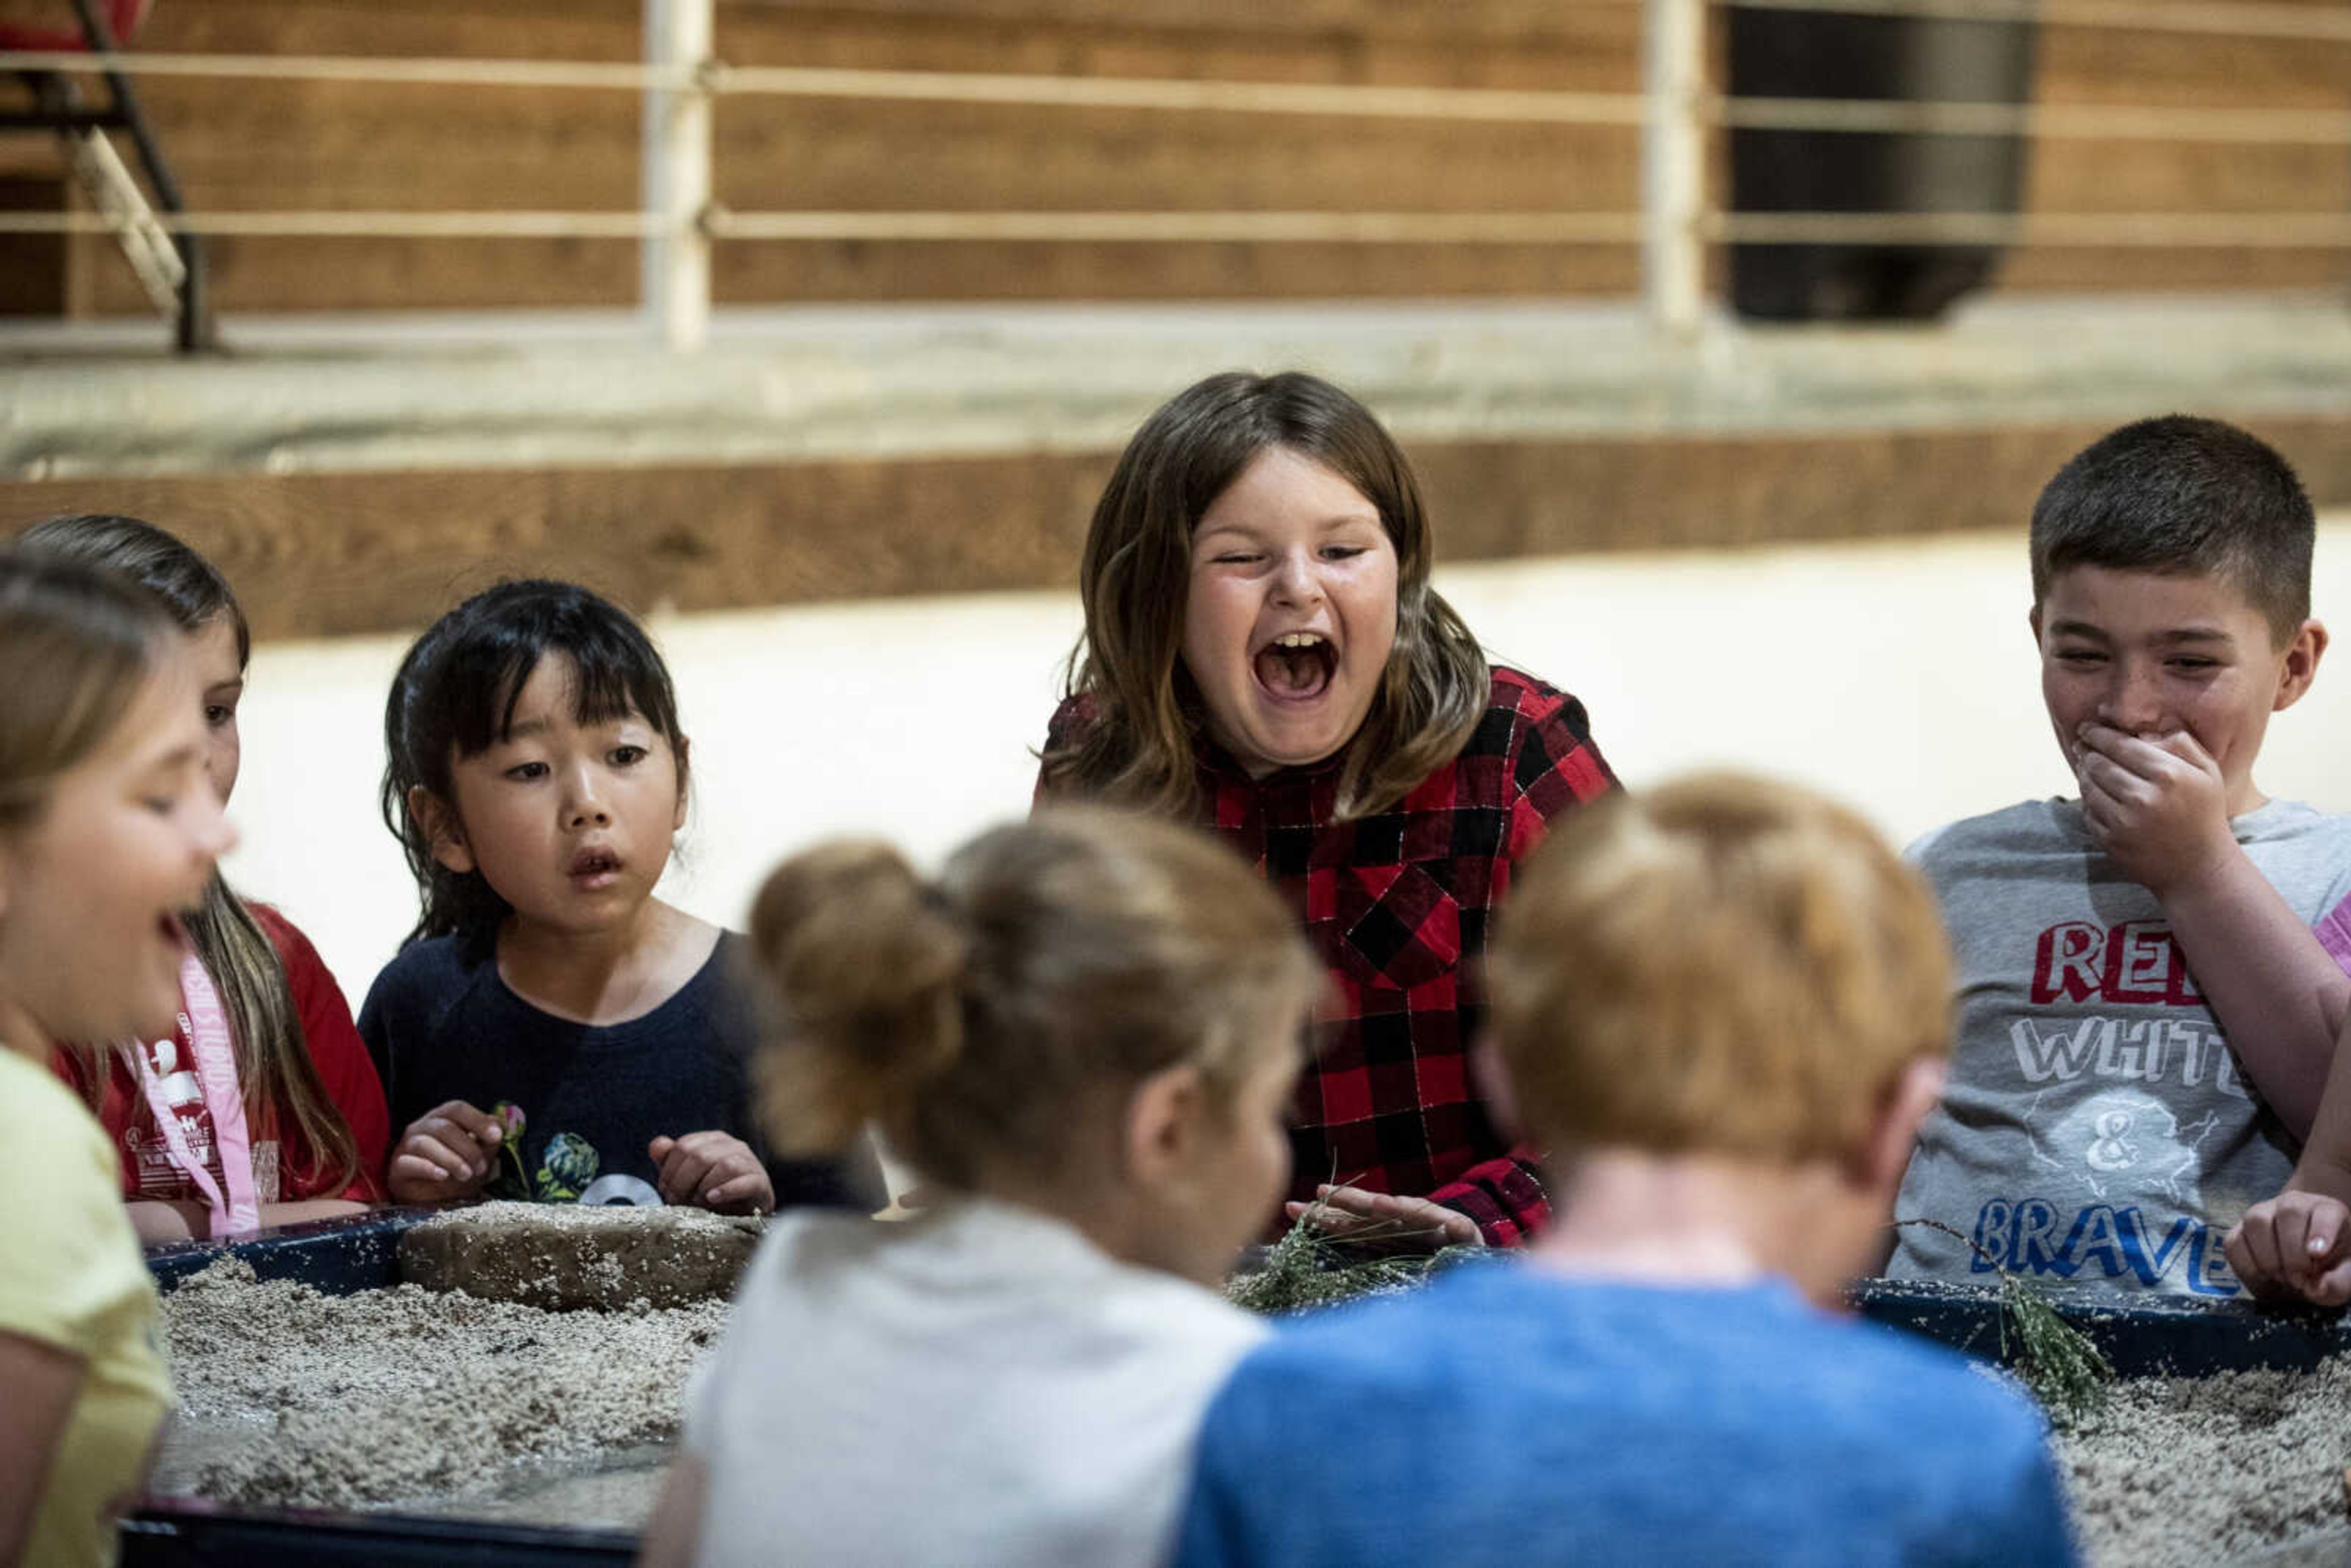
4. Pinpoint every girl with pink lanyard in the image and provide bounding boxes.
[20,516,389,1242]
